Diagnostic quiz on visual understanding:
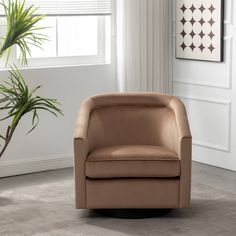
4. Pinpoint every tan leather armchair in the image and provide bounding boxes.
[74,93,192,209]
